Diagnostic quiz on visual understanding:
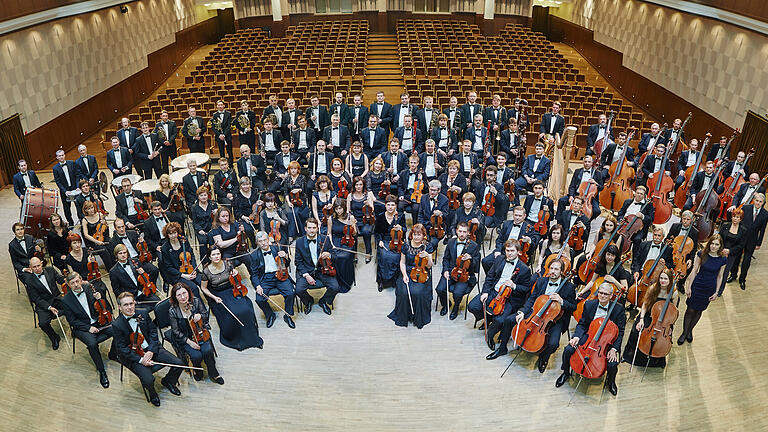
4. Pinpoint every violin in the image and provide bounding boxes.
[129,328,146,356]
[189,316,211,343]
[317,237,337,277]
[93,198,108,216]
[481,186,496,217]
[290,190,304,207]
[486,268,520,316]
[362,203,375,225]
[573,257,628,322]
[379,173,392,199]
[719,146,752,221]
[628,238,671,306]
[168,186,184,213]
[389,226,404,253]
[533,209,550,236]
[468,221,479,243]
[132,259,157,297]
[600,128,636,212]
[409,250,430,283]
[86,251,101,282]
[671,233,694,278]
[321,204,333,226]
[692,161,727,242]
[249,201,263,223]
[570,285,627,379]
[429,213,445,239]
[518,238,532,264]
[616,202,651,256]
[236,228,249,253]
[577,181,597,220]
[275,253,290,281]
[134,200,149,221]
[341,223,356,248]
[638,276,679,359]
[447,187,461,210]
[504,178,516,204]
[450,254,471,283]
[230,268,249,297]
[410,170,424,203]
[674,133,711,209]
[337,177,349,199]
[93,288,113,327]
[179,238,194,275]
[512,274,570,353]
[269,220,282,244]
[92,220,108,243]
[136,235,152,264]
[567,221,585,251]
[577,219,626,283]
